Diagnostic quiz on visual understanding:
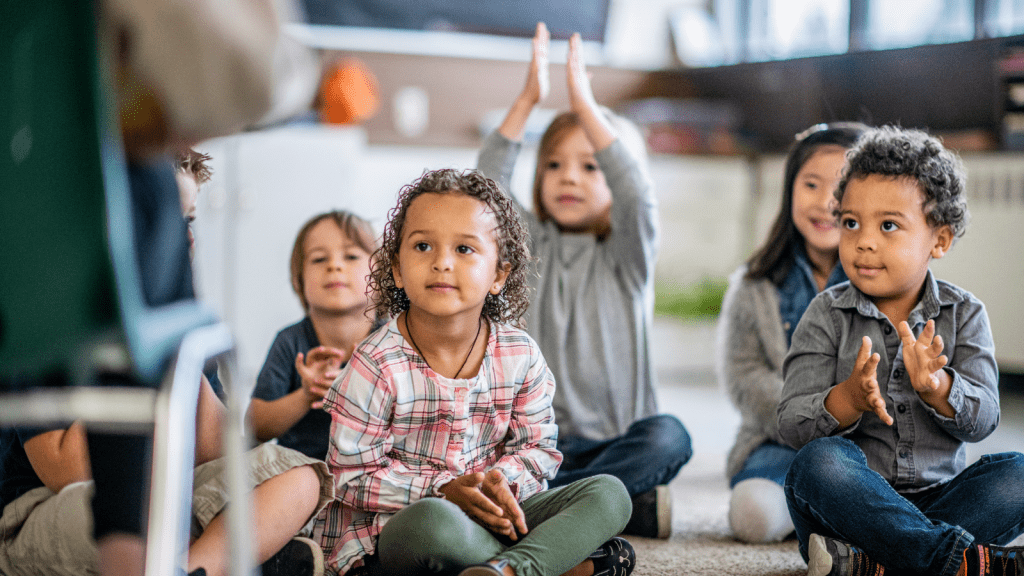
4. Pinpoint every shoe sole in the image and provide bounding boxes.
[807,534,833,576]
[458,567,504,576]
[655,485,671,539]
[295,536,326,576]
